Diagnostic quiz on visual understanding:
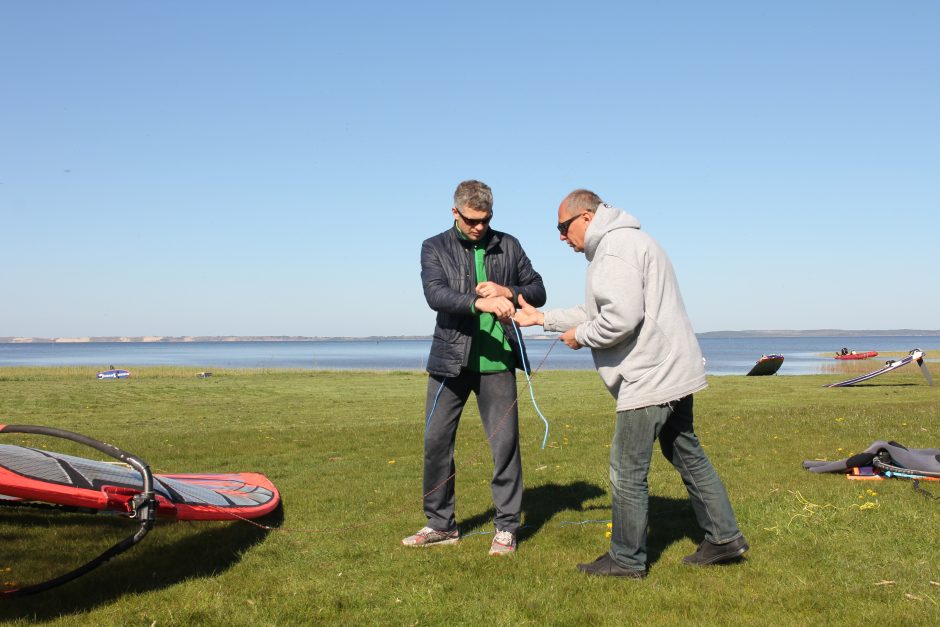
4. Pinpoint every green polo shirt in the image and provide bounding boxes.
[457,224,514,373]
